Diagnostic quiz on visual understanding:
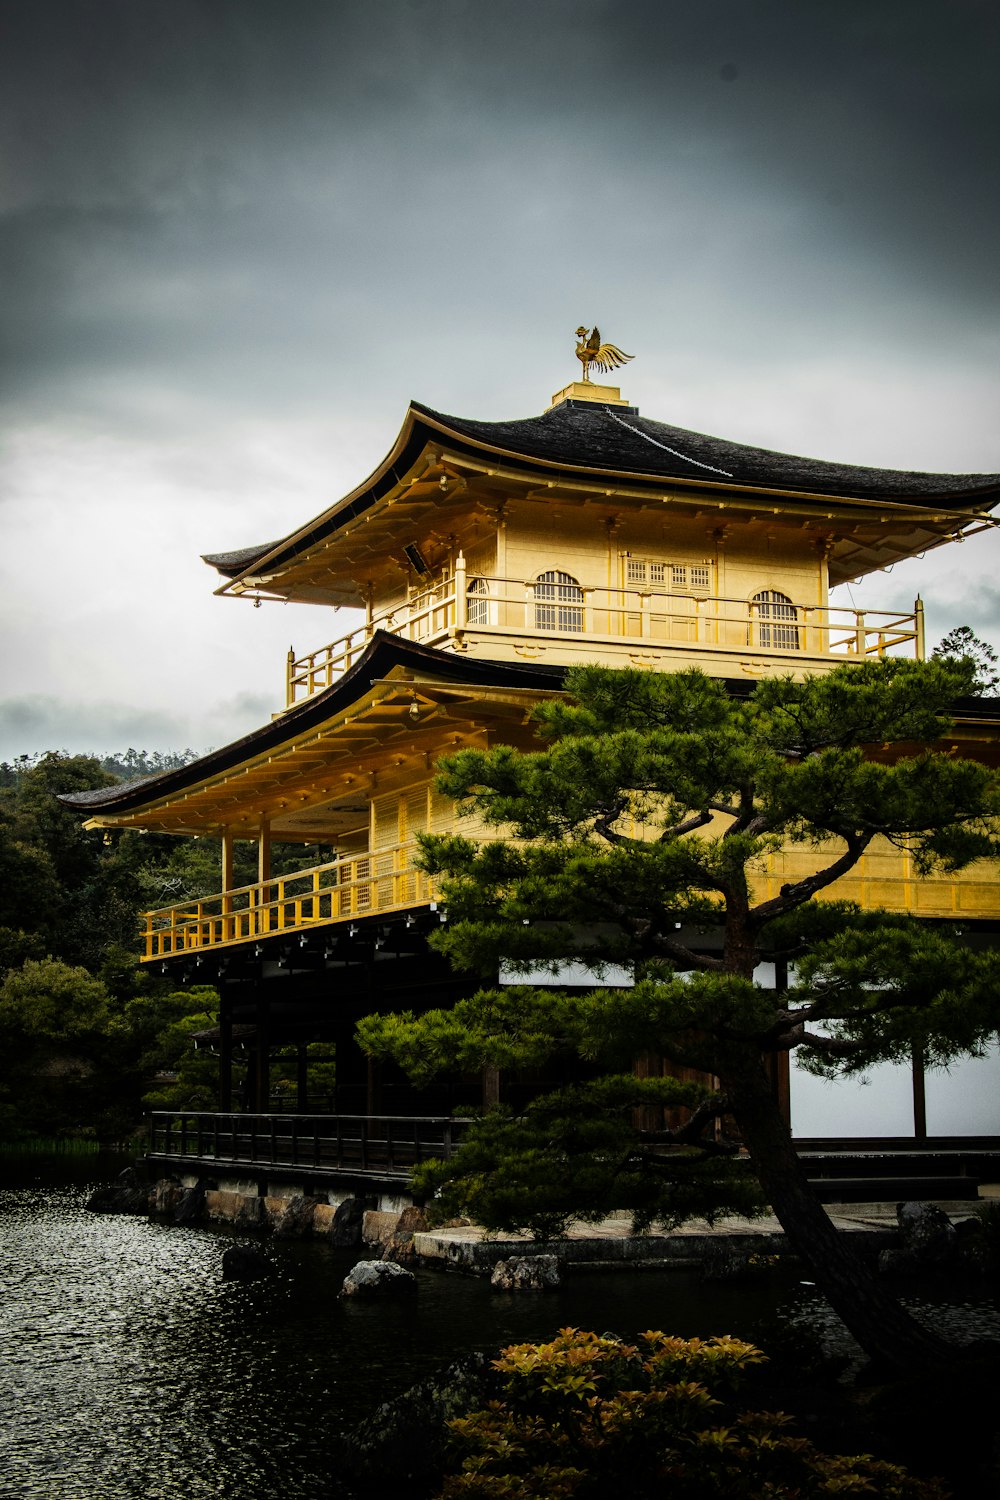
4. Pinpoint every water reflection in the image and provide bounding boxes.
[2,1158,998,1498]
